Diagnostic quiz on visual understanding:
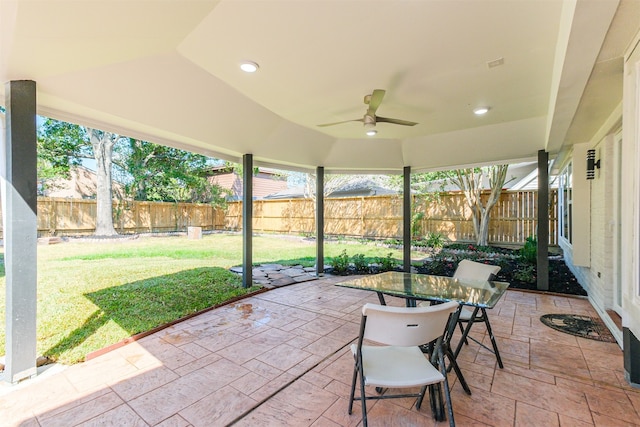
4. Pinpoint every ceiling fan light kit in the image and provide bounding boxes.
[473,106,490,115]
[317,89,419,130]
